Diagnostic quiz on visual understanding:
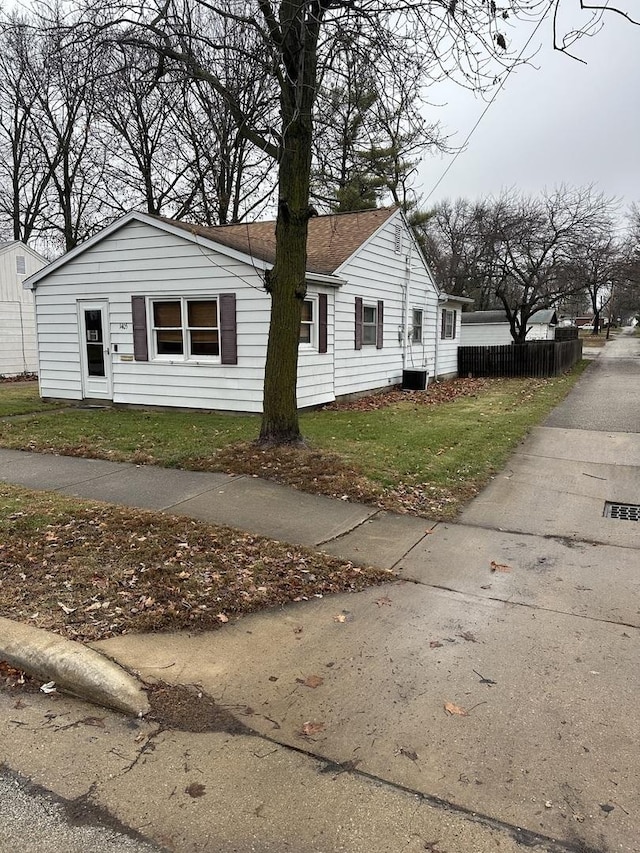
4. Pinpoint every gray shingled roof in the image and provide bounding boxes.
[154,207,398,276]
